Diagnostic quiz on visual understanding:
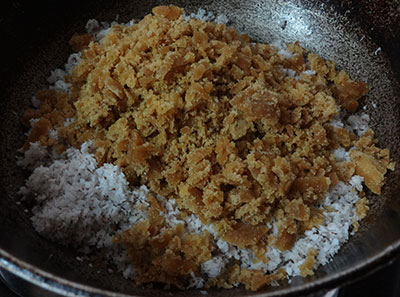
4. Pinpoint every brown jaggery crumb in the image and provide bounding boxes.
[205,264,286,291]
[299,248,318,277]
[239,268,286,291]
[23,5,394,290]
[23,89,75,151]
[69,33,94,52]
[355,197,369,219]
[349,129,393,194]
